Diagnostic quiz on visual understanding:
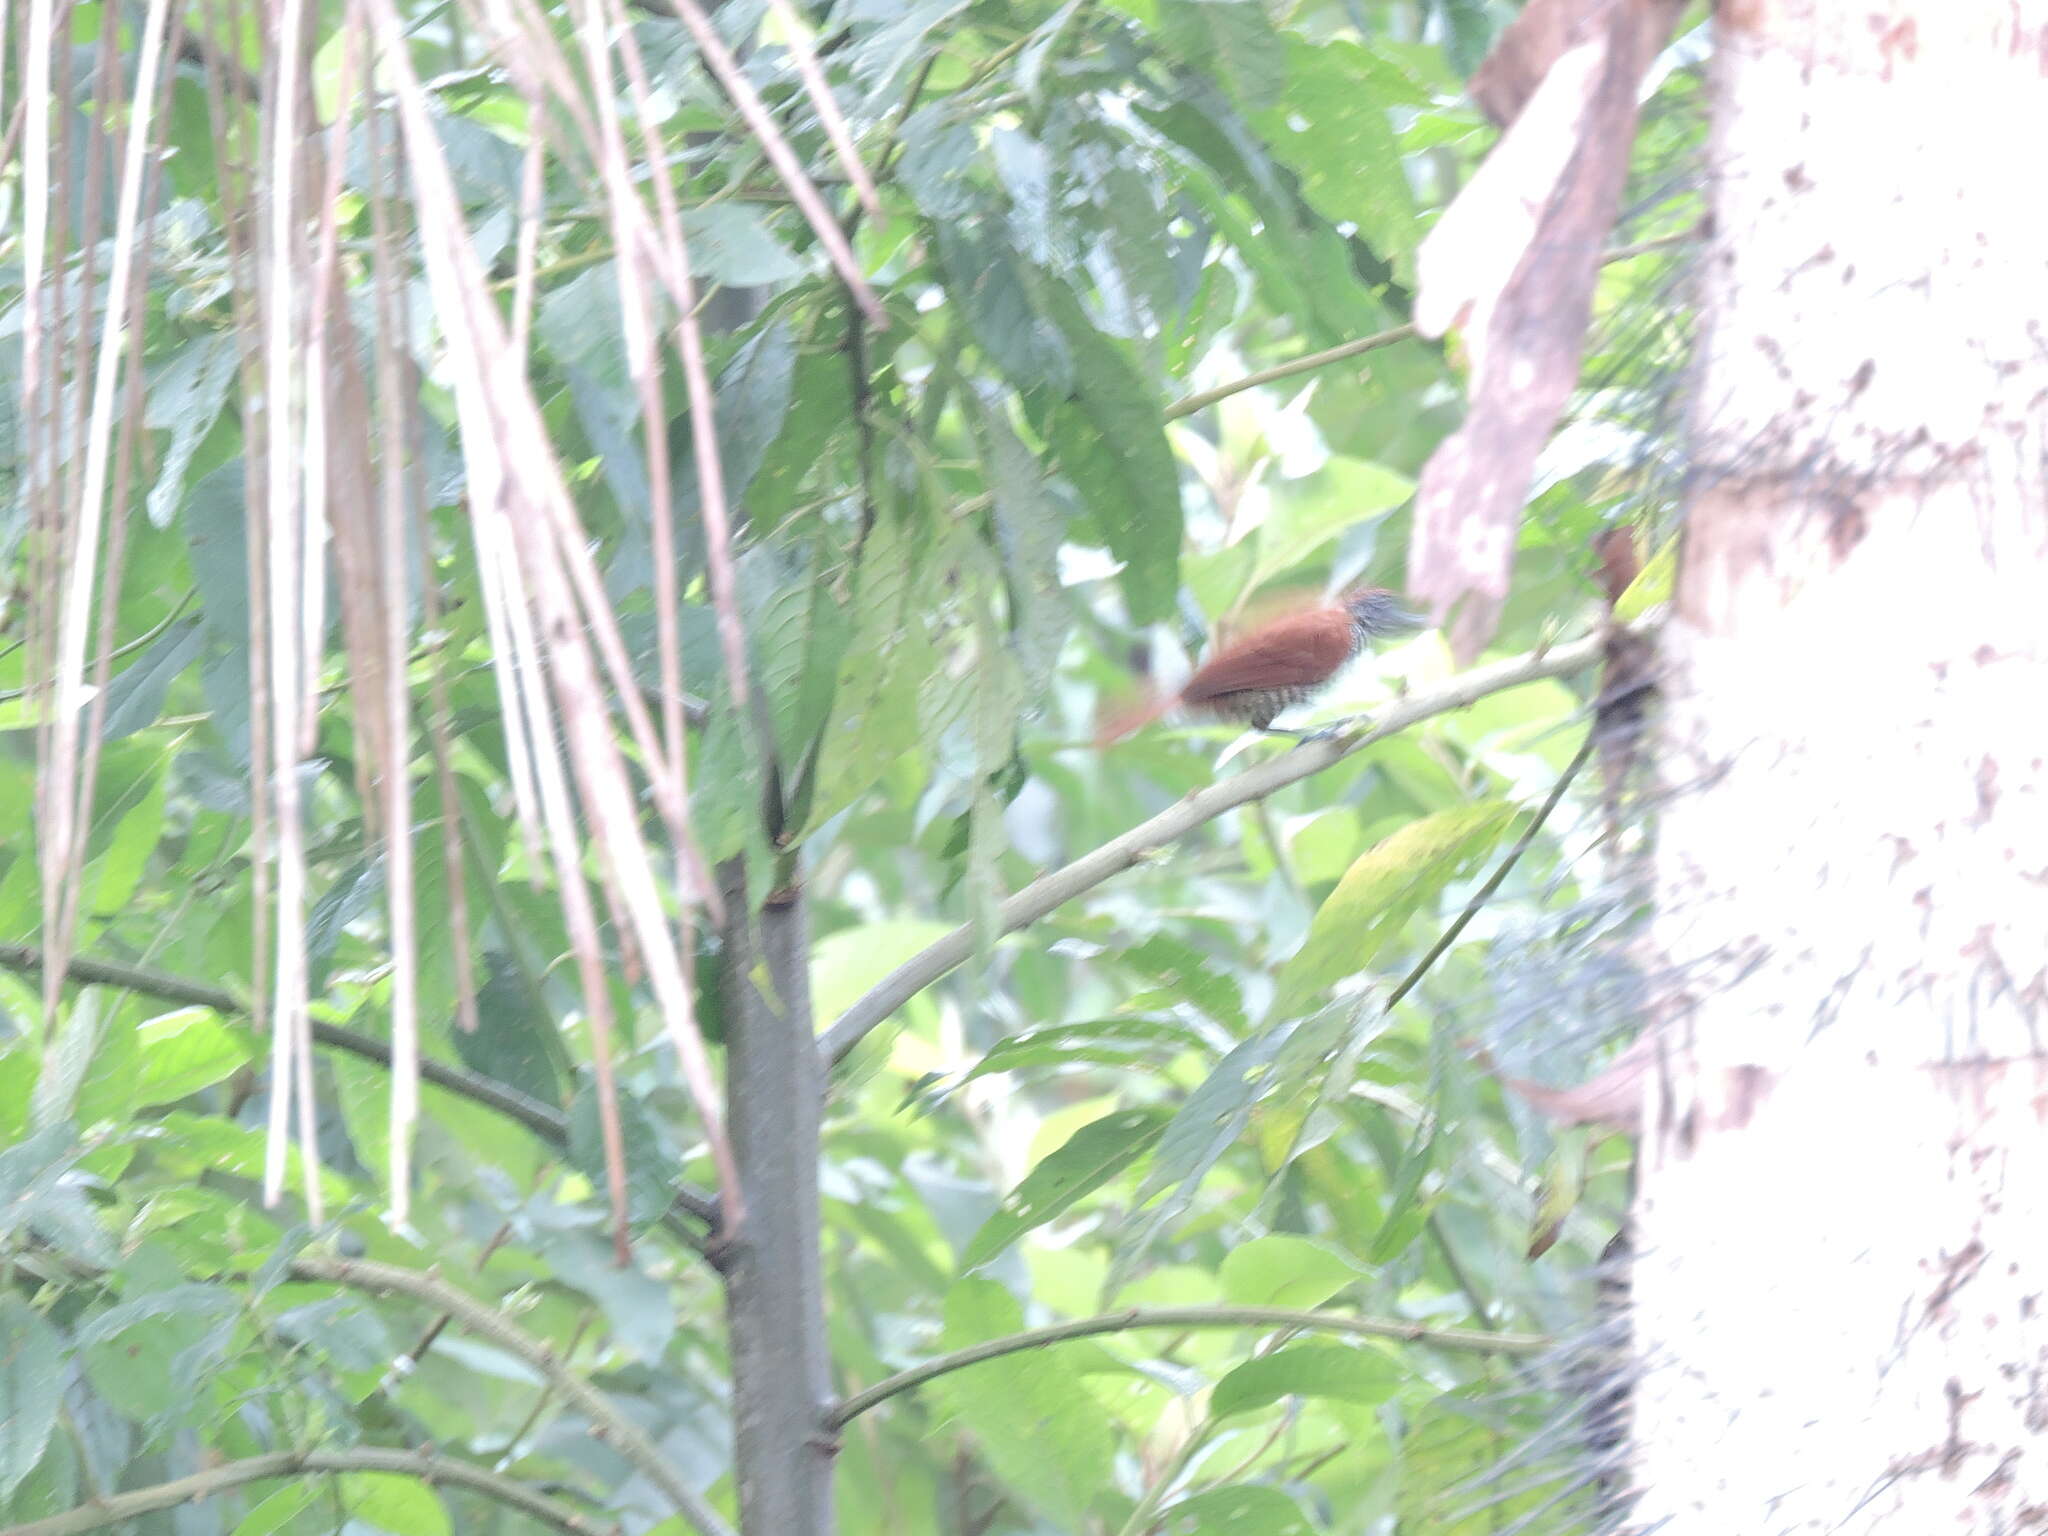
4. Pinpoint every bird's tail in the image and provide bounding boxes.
[1093,682,1175,746]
